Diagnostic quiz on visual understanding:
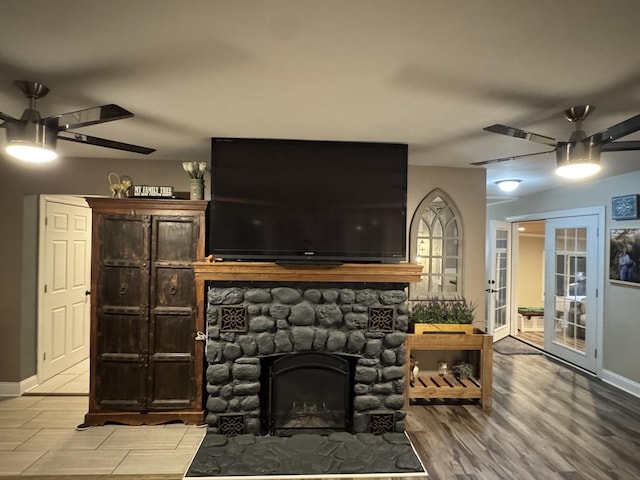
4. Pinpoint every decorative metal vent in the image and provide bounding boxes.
[368,307,394,332]
[369,412,395,435]
[220,306,248,333]
[218,414,245,436]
